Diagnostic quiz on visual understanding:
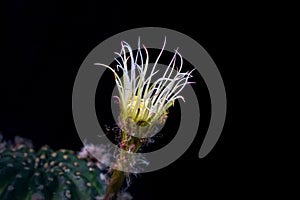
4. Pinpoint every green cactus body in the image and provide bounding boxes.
[0,146,106,200]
